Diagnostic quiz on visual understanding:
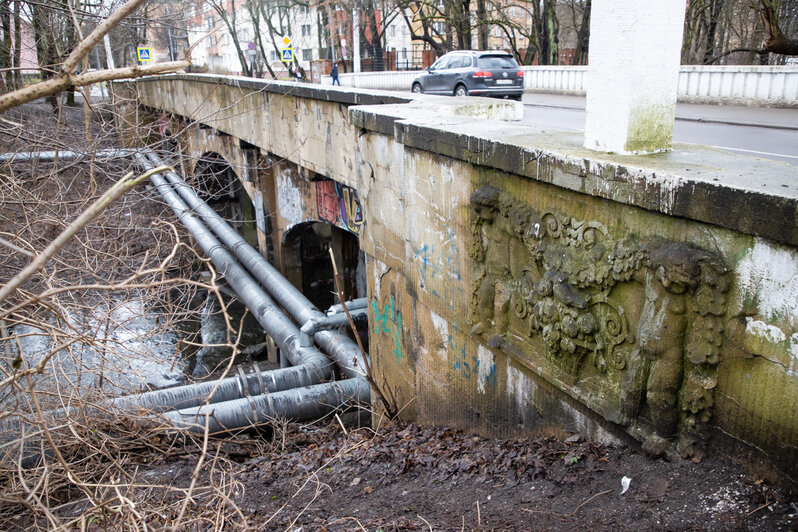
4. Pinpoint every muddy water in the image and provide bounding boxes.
[7,291,269,402]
